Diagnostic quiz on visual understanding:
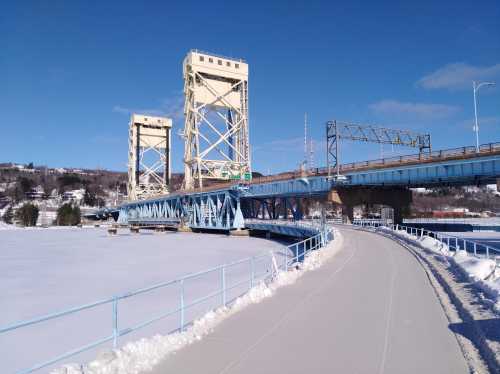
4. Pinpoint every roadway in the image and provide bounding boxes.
[147,227,468,374]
